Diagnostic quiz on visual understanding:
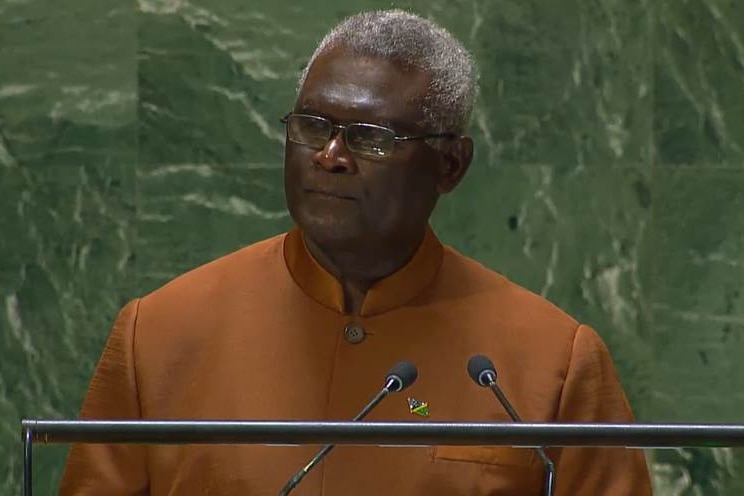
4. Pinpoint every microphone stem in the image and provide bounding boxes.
[488,381,555,496]
[354,385,391,420]
[487,382,522,422]
[543,459,556,496]
[277,386,392,496]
